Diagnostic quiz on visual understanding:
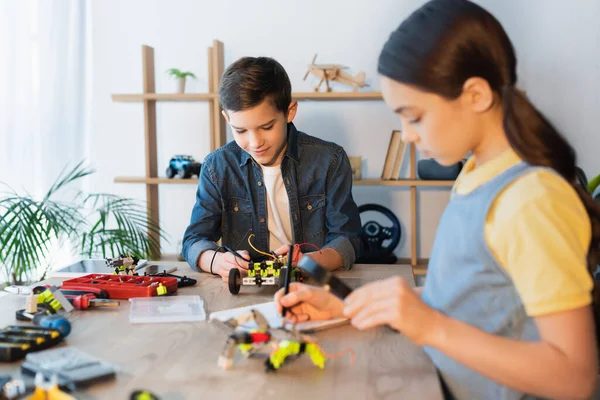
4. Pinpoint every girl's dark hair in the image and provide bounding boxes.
[379,0,600,341]
[219,56,292,115]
